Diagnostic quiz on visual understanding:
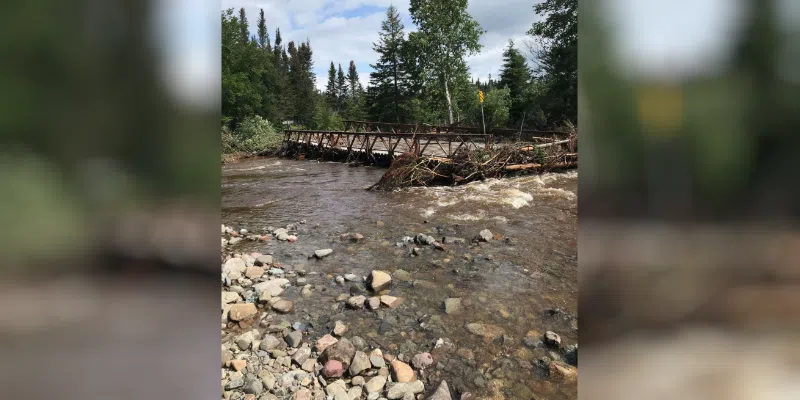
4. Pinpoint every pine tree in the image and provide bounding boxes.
[347,61,361,99]
[369,5,412,123]
[257,9,271,51]
[336,64,347,113]
[238,8,249,43]
[499,40,532,128]
[325,62,337,107]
